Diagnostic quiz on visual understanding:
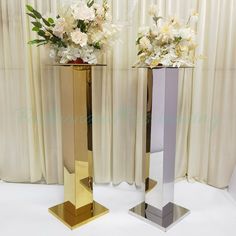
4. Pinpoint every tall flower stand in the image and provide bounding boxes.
[130,67,190,231]
[49,64,108,230]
